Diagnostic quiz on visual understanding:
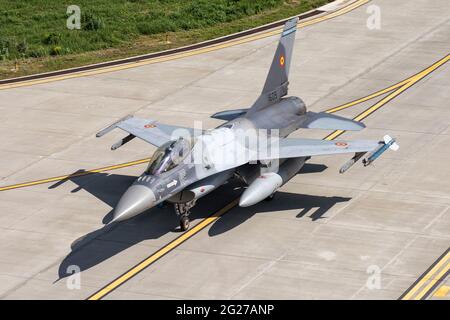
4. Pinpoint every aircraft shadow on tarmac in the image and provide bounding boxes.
[208,191,350,237]
[52,163,350,280]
